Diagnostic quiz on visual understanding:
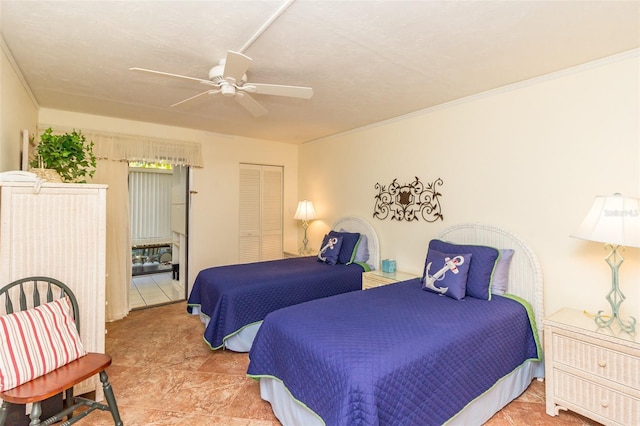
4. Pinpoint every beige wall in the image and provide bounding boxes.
[299,51,640,322]
[37,109,299,294]
[0,43,38,171]
[189,133,299,277]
